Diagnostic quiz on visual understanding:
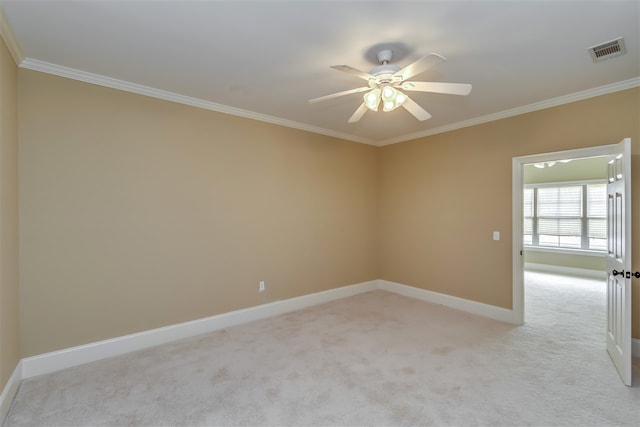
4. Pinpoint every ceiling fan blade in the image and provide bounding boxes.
[308,86,371,104]
[400,81,472,96]
[331,65,374,81]
[348,103,369,123]
[393,53,446,82]
[402,96,432,121]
